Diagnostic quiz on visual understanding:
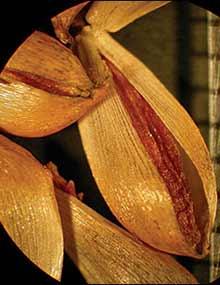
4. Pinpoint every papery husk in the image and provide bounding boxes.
[0,31,108,137]
[0,77,107,137]
[1,31,92,98]
[78,30,217,258]
[0,135,63,280]
[55,188,198,284]
[86,1,170,33]
[51,1,90,45]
